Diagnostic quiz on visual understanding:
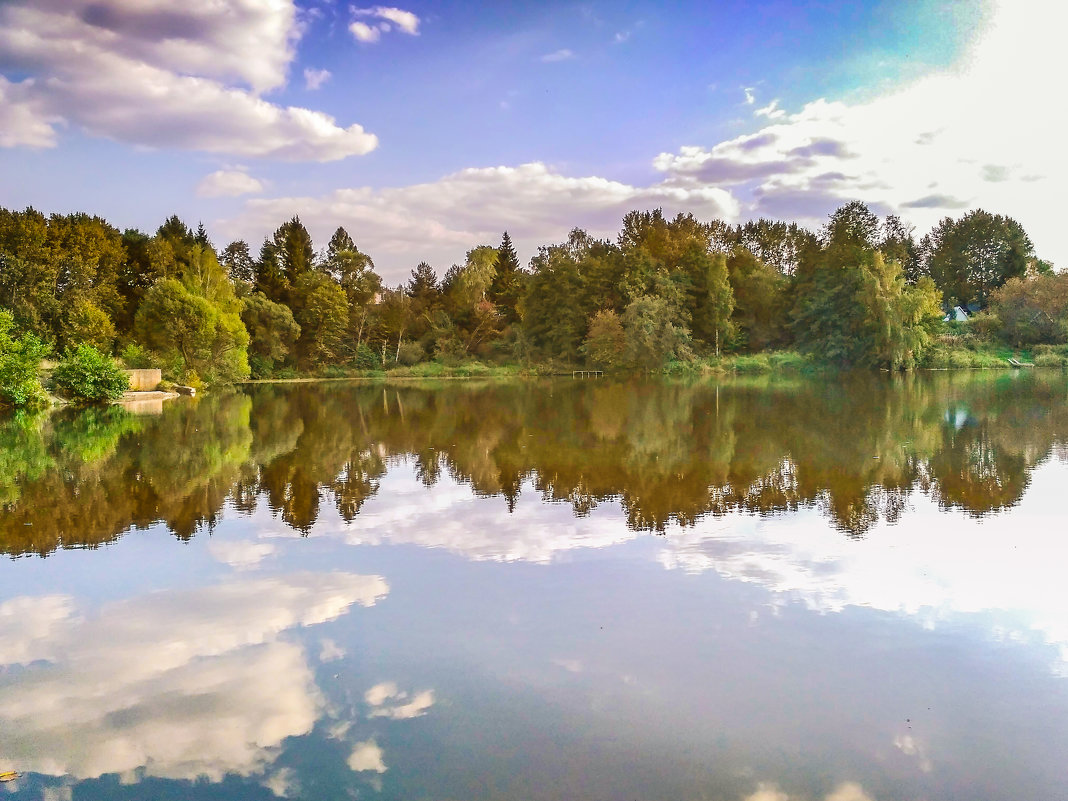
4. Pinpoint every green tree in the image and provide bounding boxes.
[727,247,789,352]
[67,297,116,351]
[622,294,691,370]
[241,292,301,376]
[990,272,1068,345]
[582,309,625,368]
[135,278,217,378]
[0,309,50,409]
[923,209,1033,308]
[685,247,734,355]
[293,271,348,366]
[488,232,525,325]
[221,240,256,285]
